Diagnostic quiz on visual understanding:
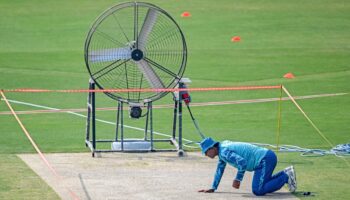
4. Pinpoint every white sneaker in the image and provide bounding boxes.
[284,166,297,193]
